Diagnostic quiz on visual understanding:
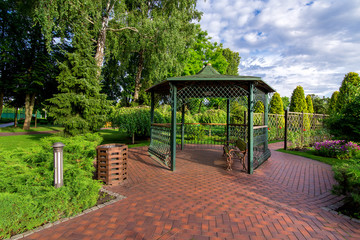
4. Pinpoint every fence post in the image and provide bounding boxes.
[284,110,288,150]
[276,114,279,138]
[52,142,65,188]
